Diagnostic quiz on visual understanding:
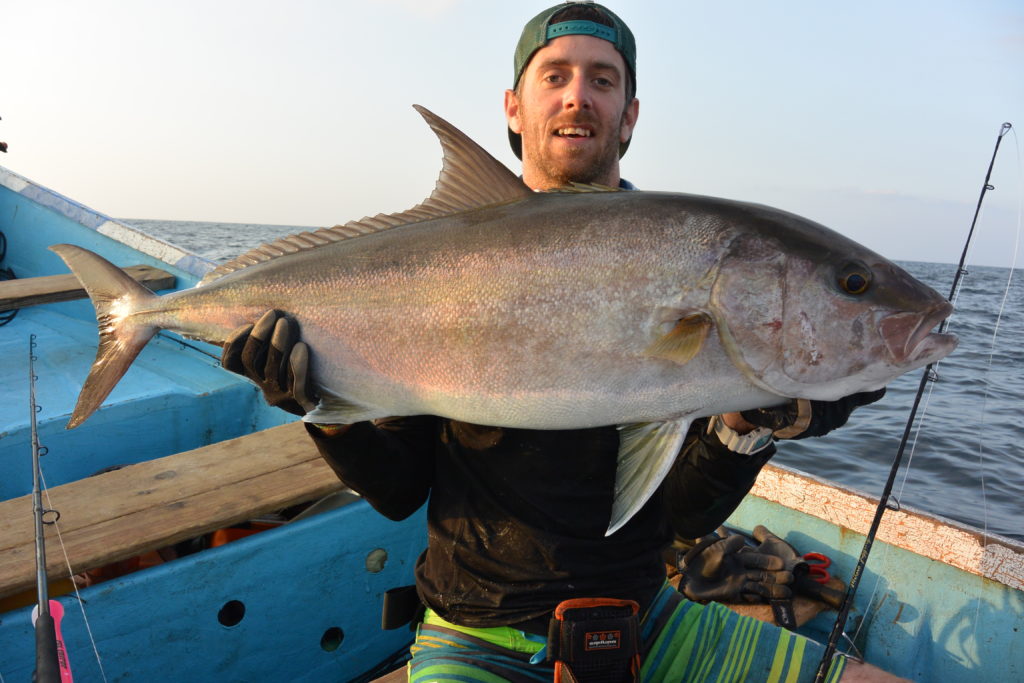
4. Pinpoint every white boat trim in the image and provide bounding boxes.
[0,165,213,279]
[751,462,1024,590]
